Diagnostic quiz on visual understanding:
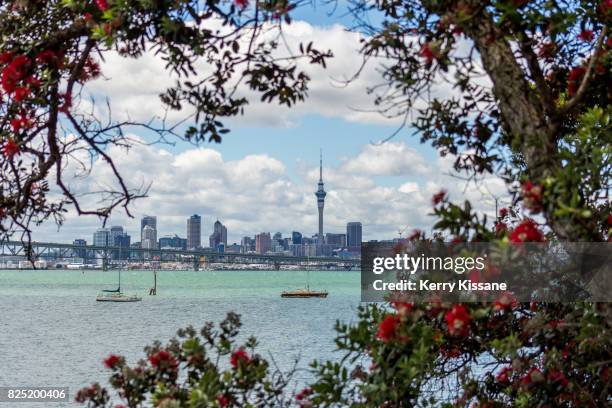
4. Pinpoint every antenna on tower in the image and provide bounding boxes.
[319,148,323,181]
